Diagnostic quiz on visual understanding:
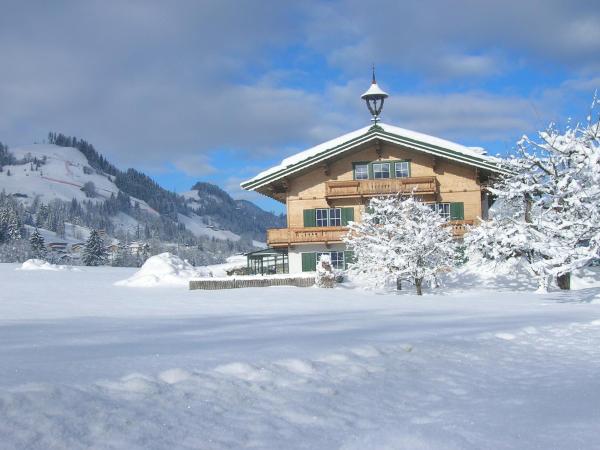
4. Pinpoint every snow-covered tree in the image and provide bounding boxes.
[29,228,47,259]
[345,196,456,295]
[315,254,336,288]
[466,99,600,291]
[139,242,151,266]
[82,229,107,266]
